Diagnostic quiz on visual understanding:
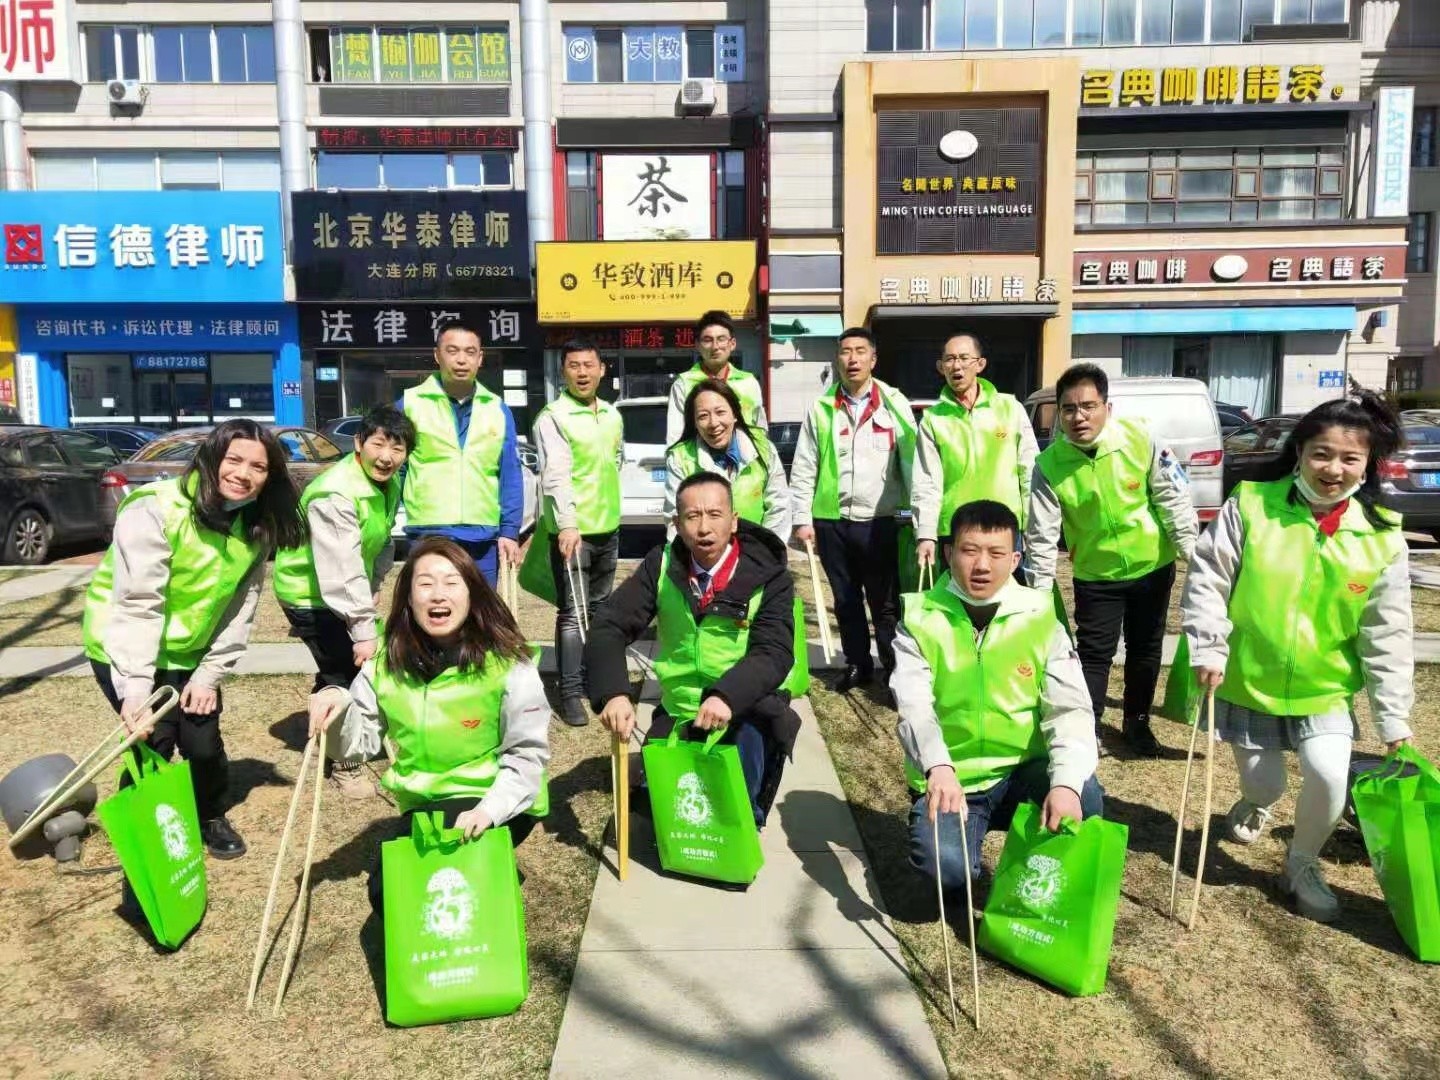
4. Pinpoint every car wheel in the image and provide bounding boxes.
[4,508,51,565]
